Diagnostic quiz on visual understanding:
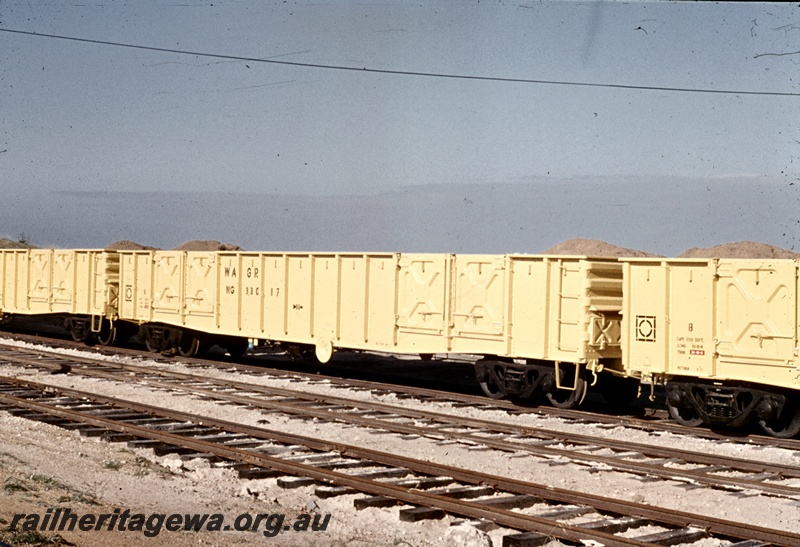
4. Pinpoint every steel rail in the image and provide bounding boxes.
[3,346,800,497]
[0,375,796,546]
[0,382,647,547]
[2,338,800,449]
